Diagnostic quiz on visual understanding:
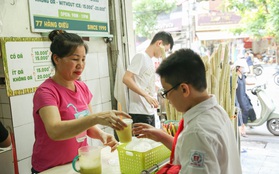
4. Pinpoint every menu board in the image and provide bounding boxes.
[28,0,109,35]
[0,37,53,96]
